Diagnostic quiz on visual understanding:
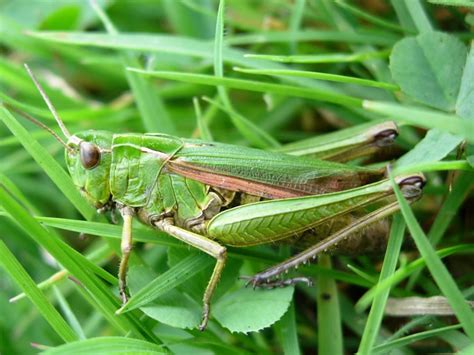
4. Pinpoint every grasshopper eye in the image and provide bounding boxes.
[80,142,101,169]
